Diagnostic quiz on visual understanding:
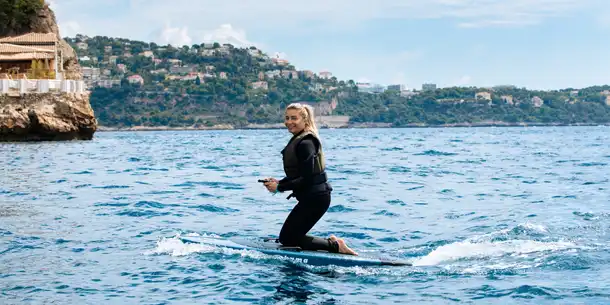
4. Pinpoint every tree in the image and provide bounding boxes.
[0,0,45,36]
[71,35,610,128]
